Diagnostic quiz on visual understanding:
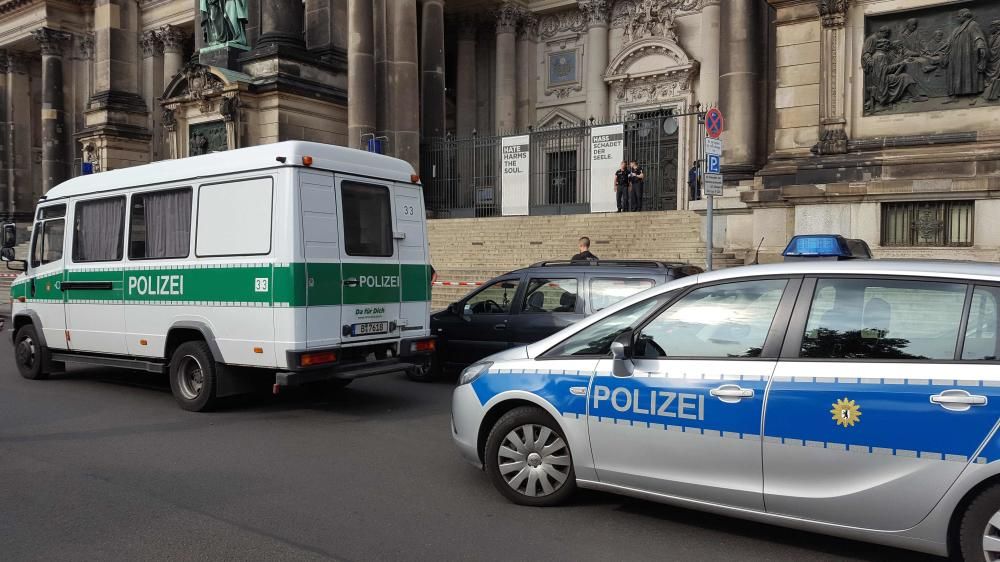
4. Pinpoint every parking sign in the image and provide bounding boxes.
[707,154,721,174]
